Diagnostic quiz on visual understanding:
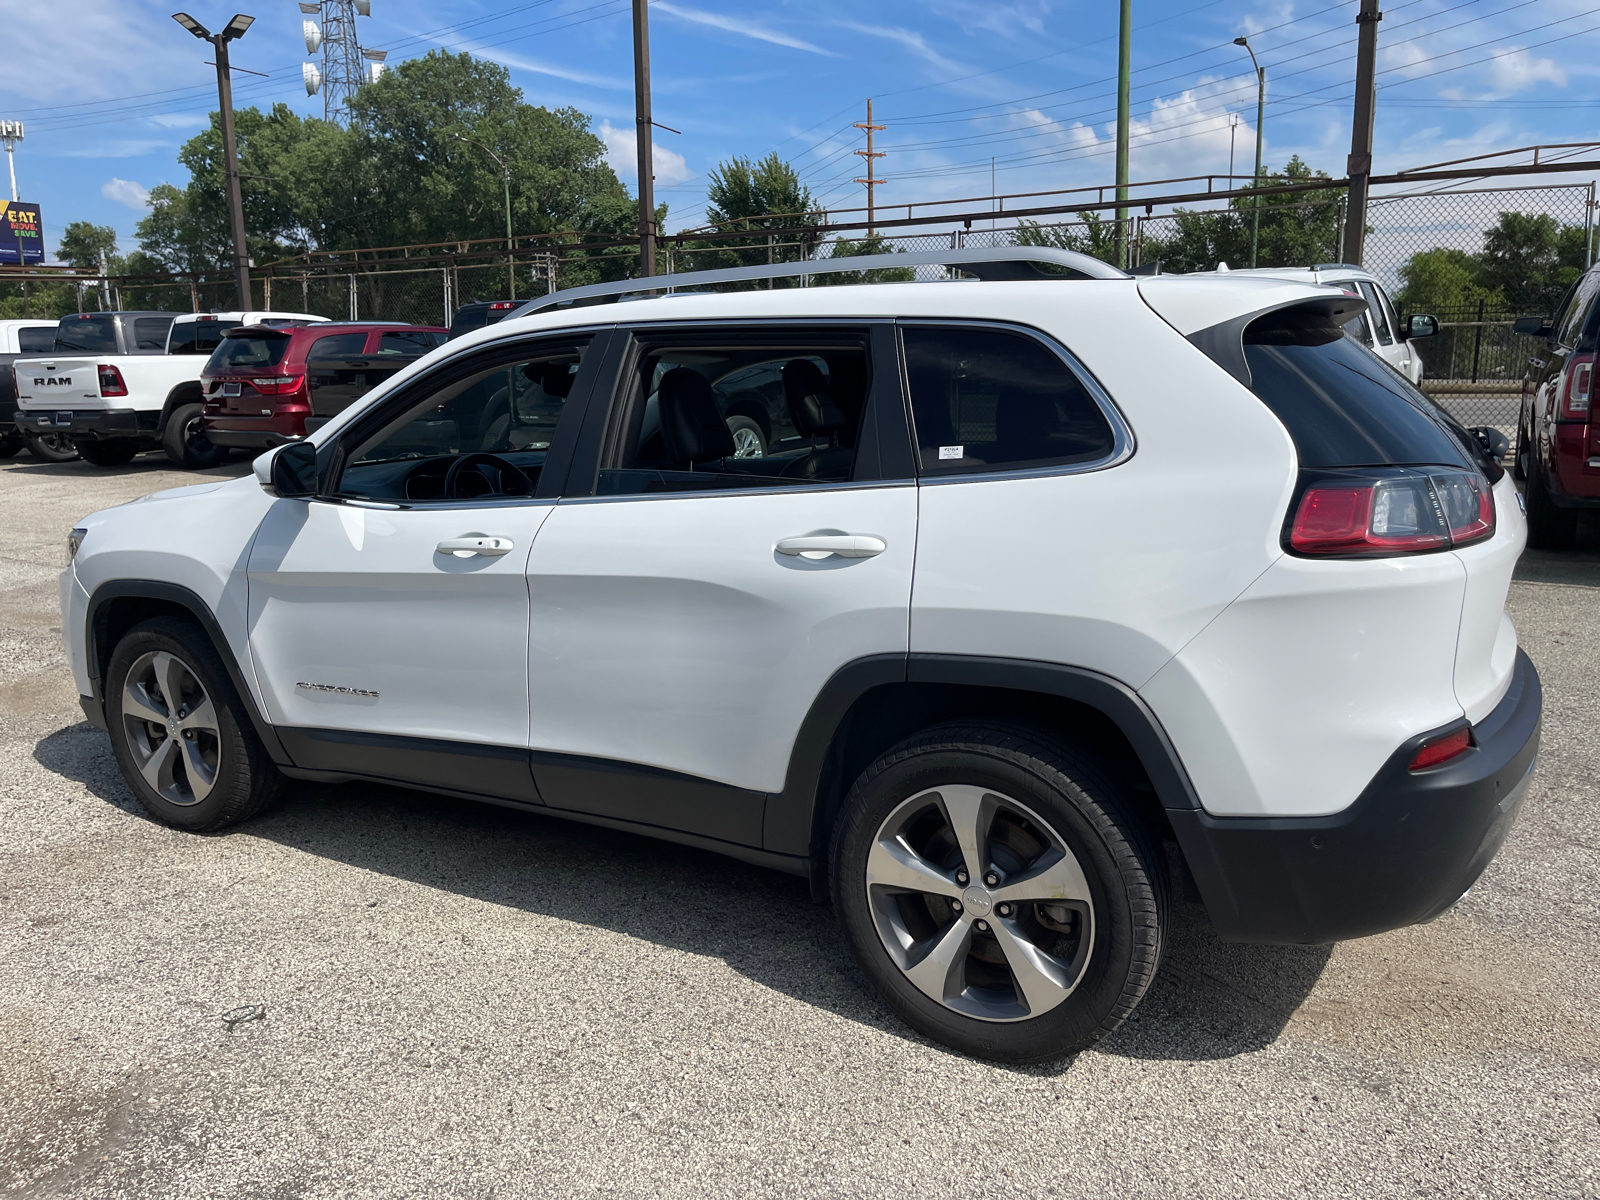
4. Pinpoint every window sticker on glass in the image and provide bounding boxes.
[939,445,964,459]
